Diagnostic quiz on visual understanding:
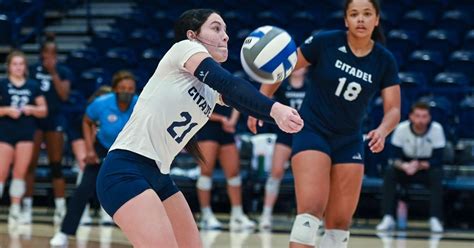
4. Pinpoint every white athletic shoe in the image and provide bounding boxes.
[429,217,444,233]
[376,215,396,231]
[199,214,223,230]
[259,214,272,230]
[8,205,22,226]
[50,232,68,246]
[376,231,394,248]
[54,207,66,226]
[19,207,32,224]
[100,213,114,225]
[99,207,114,225]
[230,214,256,231]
